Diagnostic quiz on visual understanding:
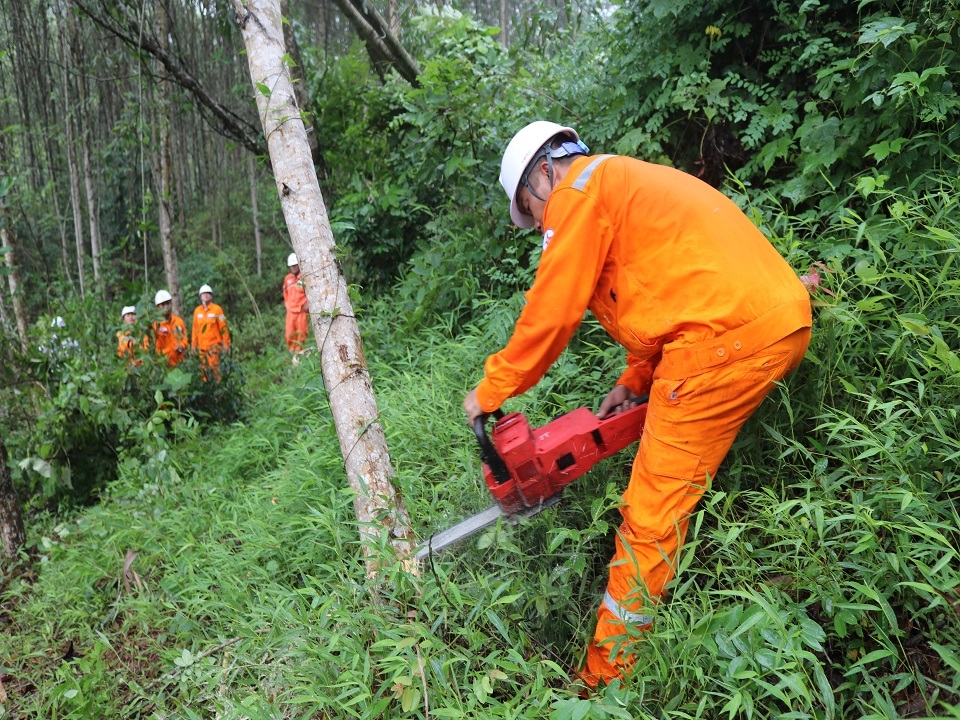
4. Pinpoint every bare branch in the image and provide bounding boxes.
[74,0,267,157]
[328,0,420,86]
